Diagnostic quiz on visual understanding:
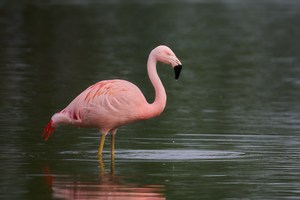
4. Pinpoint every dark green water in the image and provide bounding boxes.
[1,0,300,199]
